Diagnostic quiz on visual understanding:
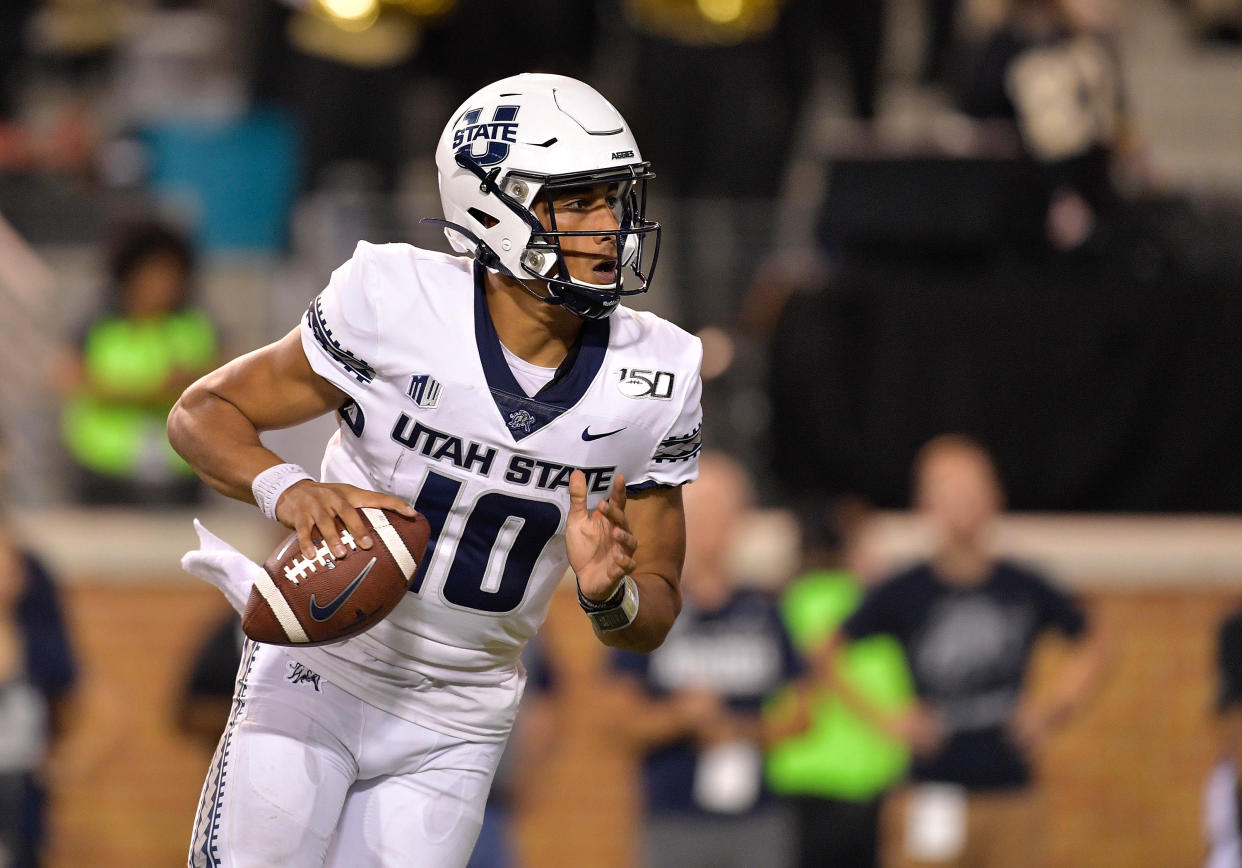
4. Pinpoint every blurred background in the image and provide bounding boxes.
[1,0,1241,865]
